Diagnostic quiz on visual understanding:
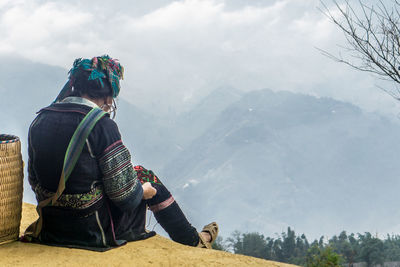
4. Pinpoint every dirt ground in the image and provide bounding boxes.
[0,203,298,266]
